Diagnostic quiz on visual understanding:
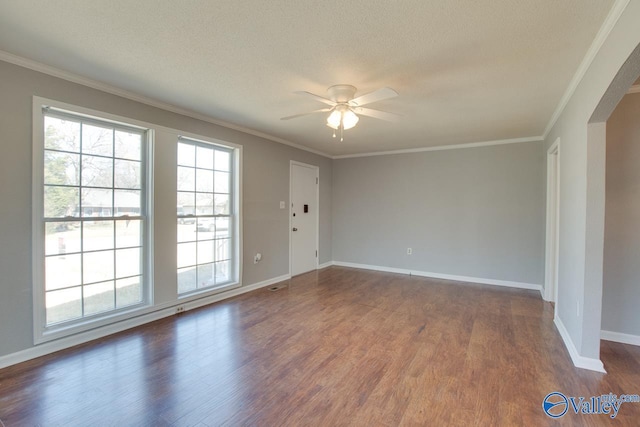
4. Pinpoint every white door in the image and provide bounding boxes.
[291,162,318,276]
